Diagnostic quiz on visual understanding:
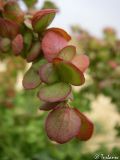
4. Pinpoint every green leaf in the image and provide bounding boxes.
[32,9,57,33]
[58,45,76,61]
[53,58,85,86]
[39,63,59,84]
[23,0,37,8]
[22,67,41,89]
[38,82,71,102]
